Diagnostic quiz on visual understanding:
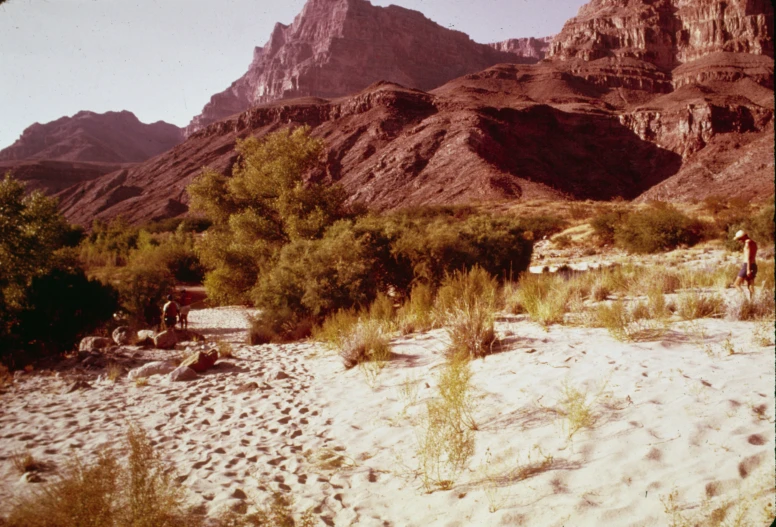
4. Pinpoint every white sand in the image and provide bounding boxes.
[0,302,773,525]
